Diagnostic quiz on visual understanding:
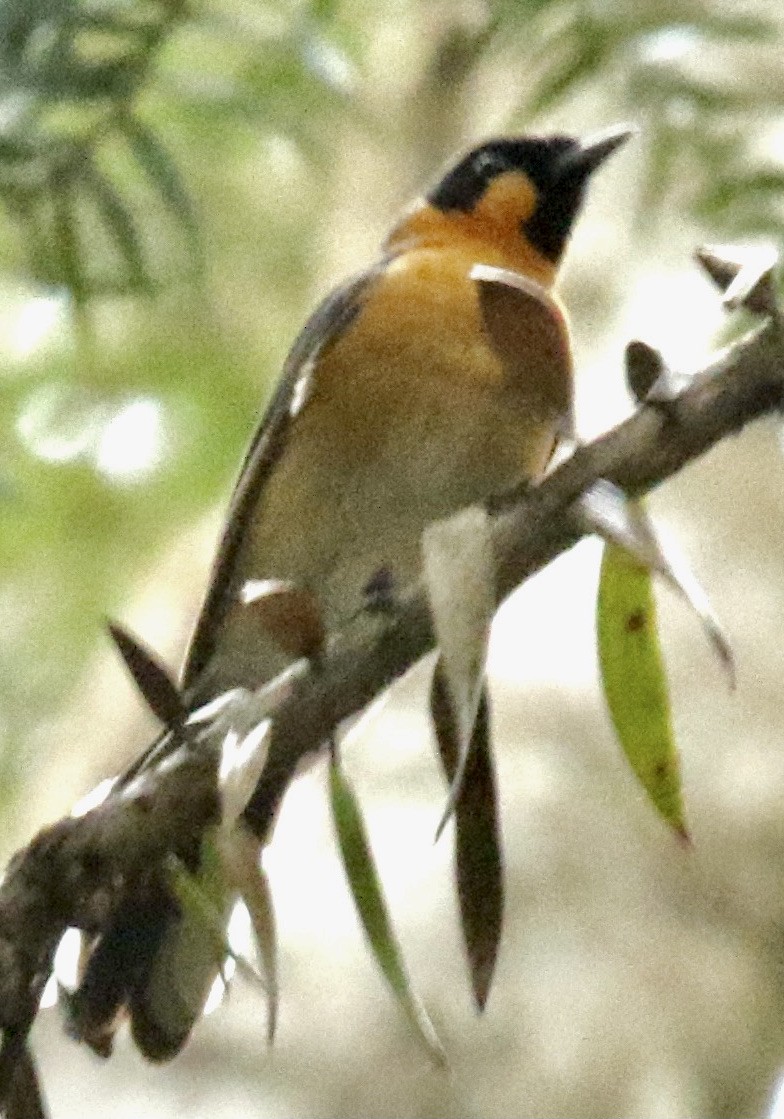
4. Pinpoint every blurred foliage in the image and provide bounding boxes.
[1,0,784,823]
